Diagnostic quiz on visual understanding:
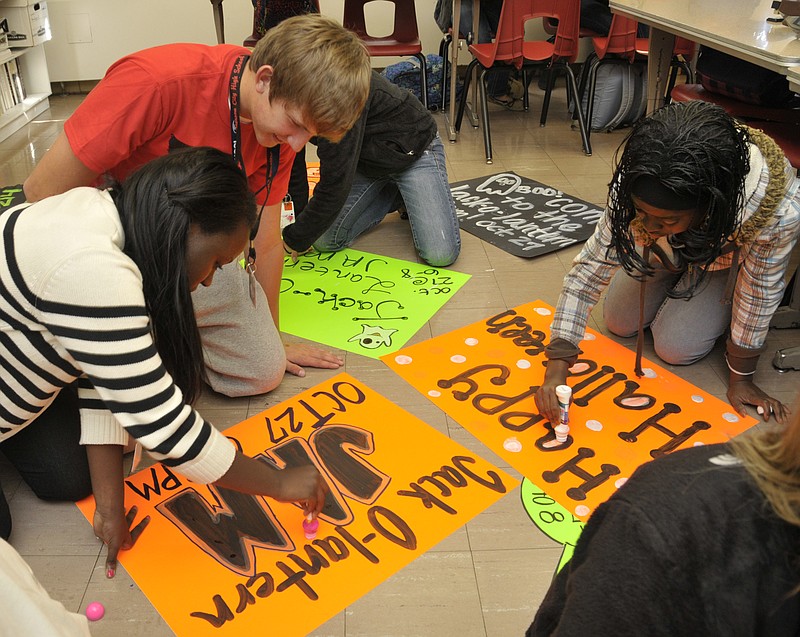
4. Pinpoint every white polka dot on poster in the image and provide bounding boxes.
[693,441,705,446]
[450,354,467,364]
[502,437,523,453]
[722,412,739,423]
[614,477,628,489]
[464,337,479,347]
[582,333,596,341]
[585,419,603,432]
[642,368,657,378]
[691,395,704,403]
[428,390,441,398]
[516,359,531,369]
[534,307,552,316]
[394,355,413,365]
[575,505,591,518]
